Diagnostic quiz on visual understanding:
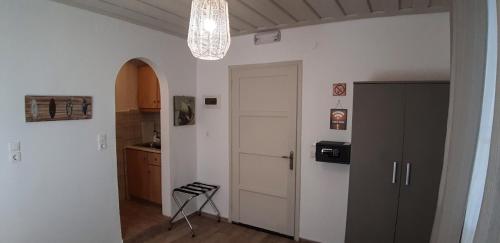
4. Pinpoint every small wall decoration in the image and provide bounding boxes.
[333,83,347,96]
[25,95,92,122]
[174,96,195,126]
[331,109,348,130]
